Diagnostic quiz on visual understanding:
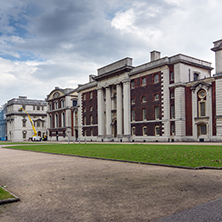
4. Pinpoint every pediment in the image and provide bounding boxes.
[191,81,211,90]
[47,89,65,100]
